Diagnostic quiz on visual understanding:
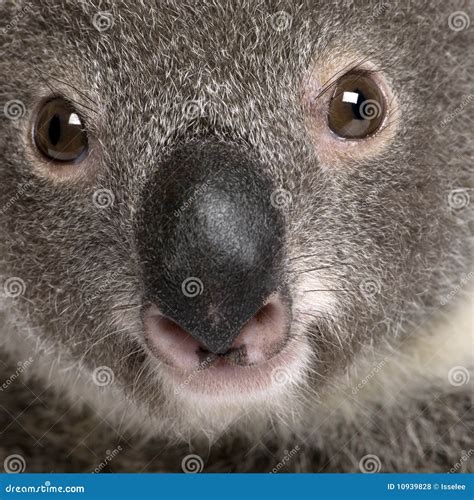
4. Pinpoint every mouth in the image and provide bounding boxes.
[142,294,306,398]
